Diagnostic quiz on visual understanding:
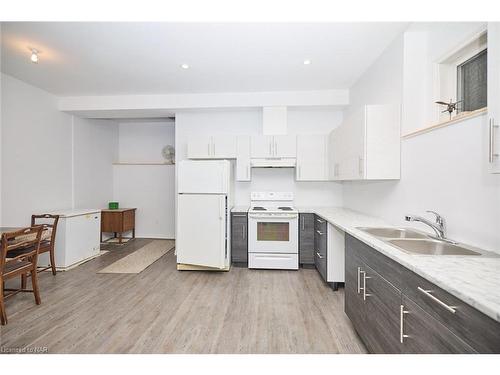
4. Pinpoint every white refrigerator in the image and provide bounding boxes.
[176,160,233,270]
